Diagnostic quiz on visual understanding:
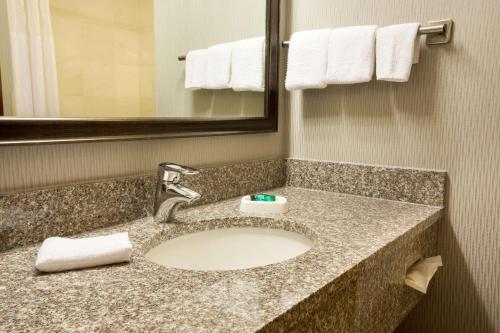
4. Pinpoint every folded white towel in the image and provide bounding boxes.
[185,49,207,90]
[230,37,265,92]
[376,23,421,82]
[35,232,133,272]
[205,42,233,89]
[326,25,377,84]
[285,29,330,91]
